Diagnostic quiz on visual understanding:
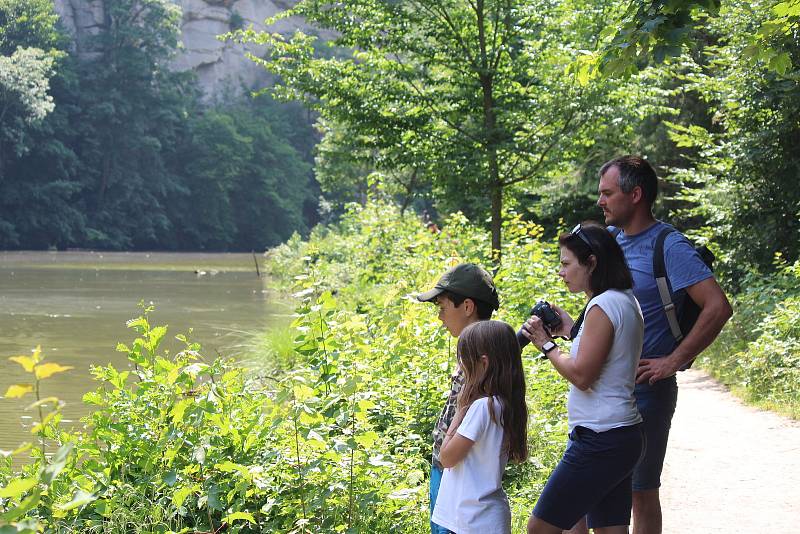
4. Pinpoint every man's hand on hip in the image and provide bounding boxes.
[636,356,679,385]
